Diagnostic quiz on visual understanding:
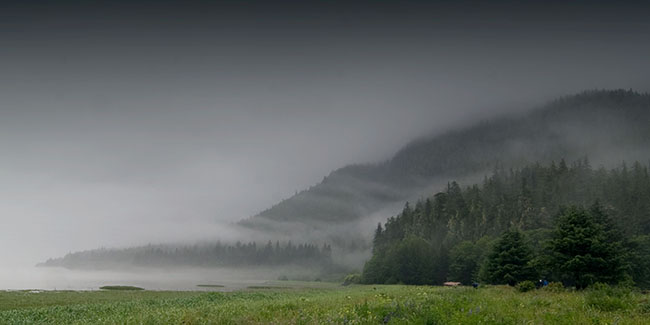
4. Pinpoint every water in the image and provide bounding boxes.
[0,266,285,291]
